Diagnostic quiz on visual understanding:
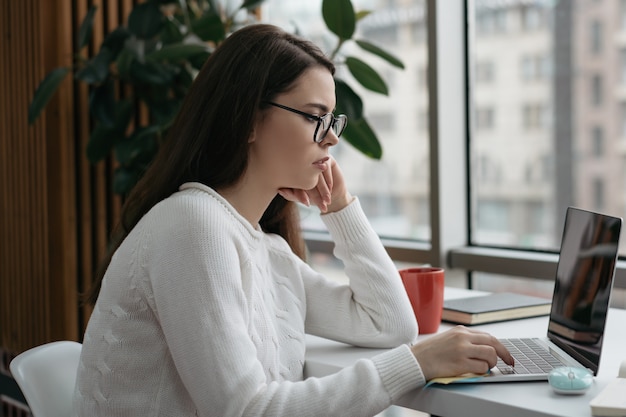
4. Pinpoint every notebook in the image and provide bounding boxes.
[478,206,622,382]
[441,292,551,325]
